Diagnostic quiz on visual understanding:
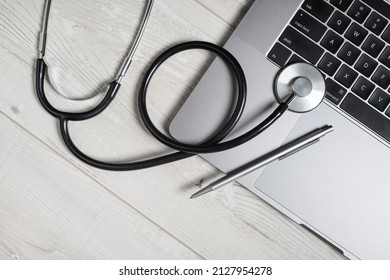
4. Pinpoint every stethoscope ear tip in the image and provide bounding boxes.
[275,62,326,113]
